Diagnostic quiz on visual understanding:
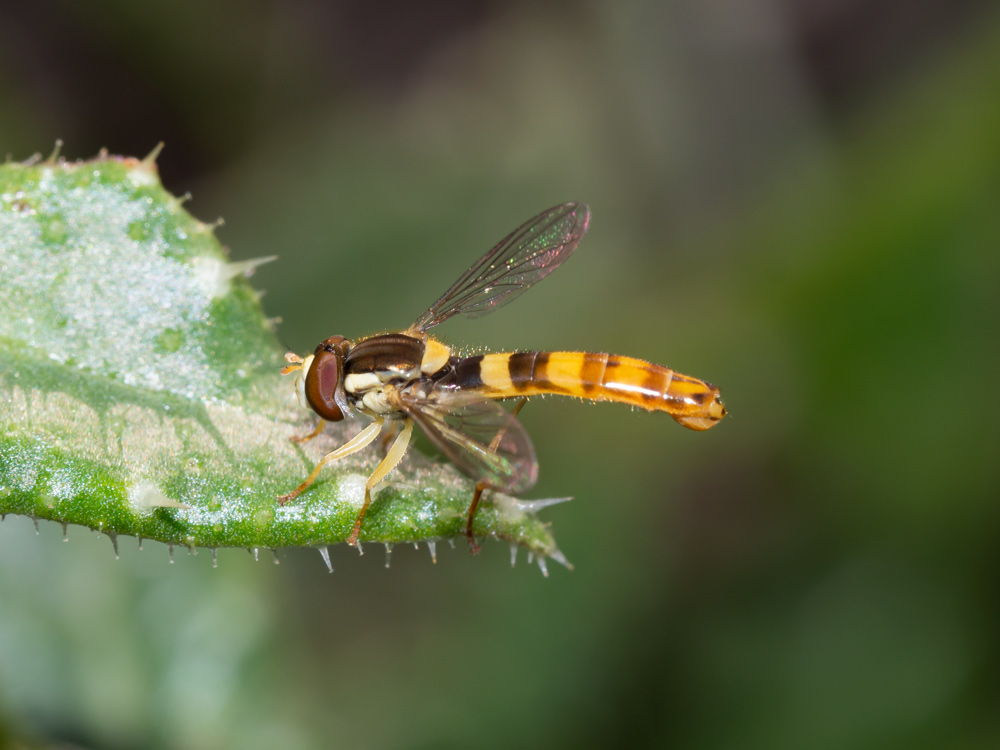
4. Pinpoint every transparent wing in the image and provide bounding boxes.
[410,202,590,333]
[398,389,538,494]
